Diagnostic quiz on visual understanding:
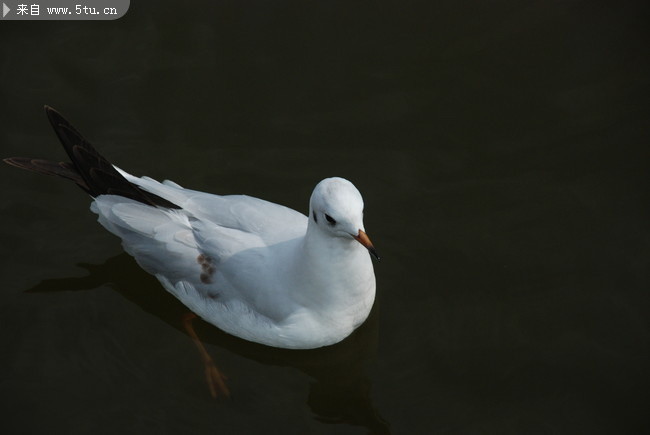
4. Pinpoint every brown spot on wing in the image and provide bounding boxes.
[197,252,216,284]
